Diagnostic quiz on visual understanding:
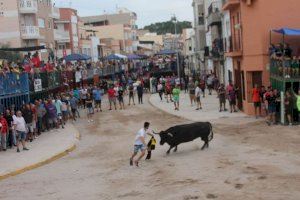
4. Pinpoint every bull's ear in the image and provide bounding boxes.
[167,133,173,137]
